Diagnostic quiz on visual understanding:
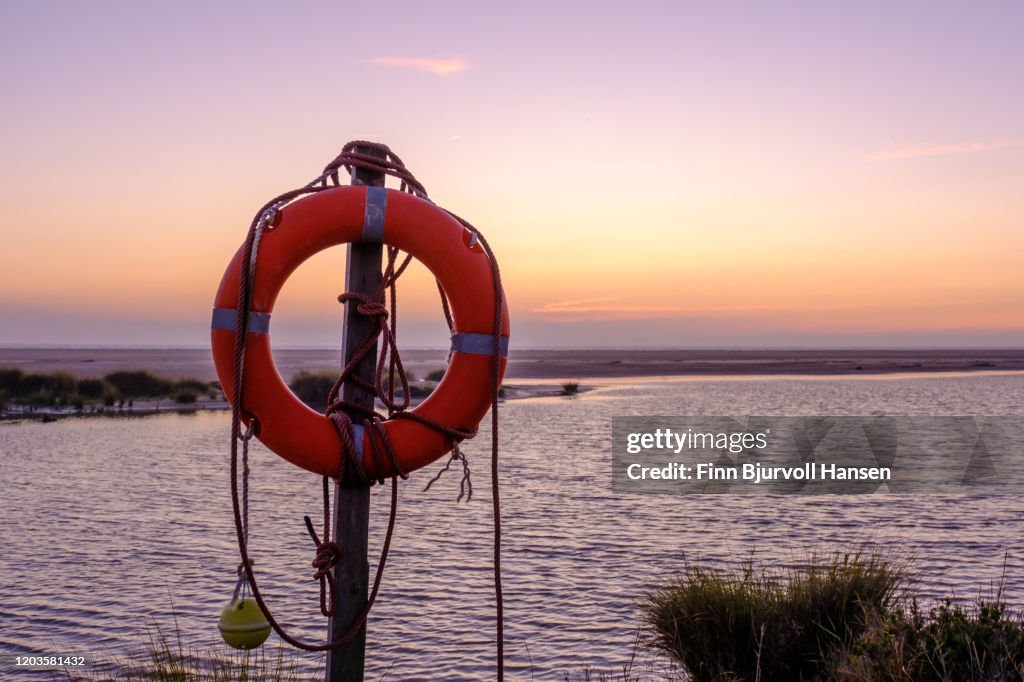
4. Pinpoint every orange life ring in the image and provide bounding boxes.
[211,185,509,480]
